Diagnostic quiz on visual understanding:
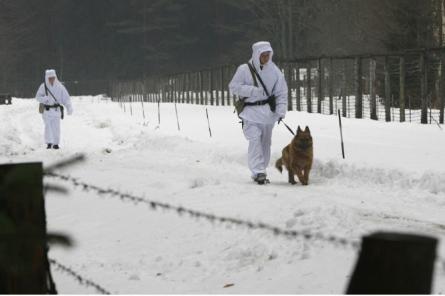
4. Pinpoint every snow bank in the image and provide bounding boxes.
[1,96,445,293]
